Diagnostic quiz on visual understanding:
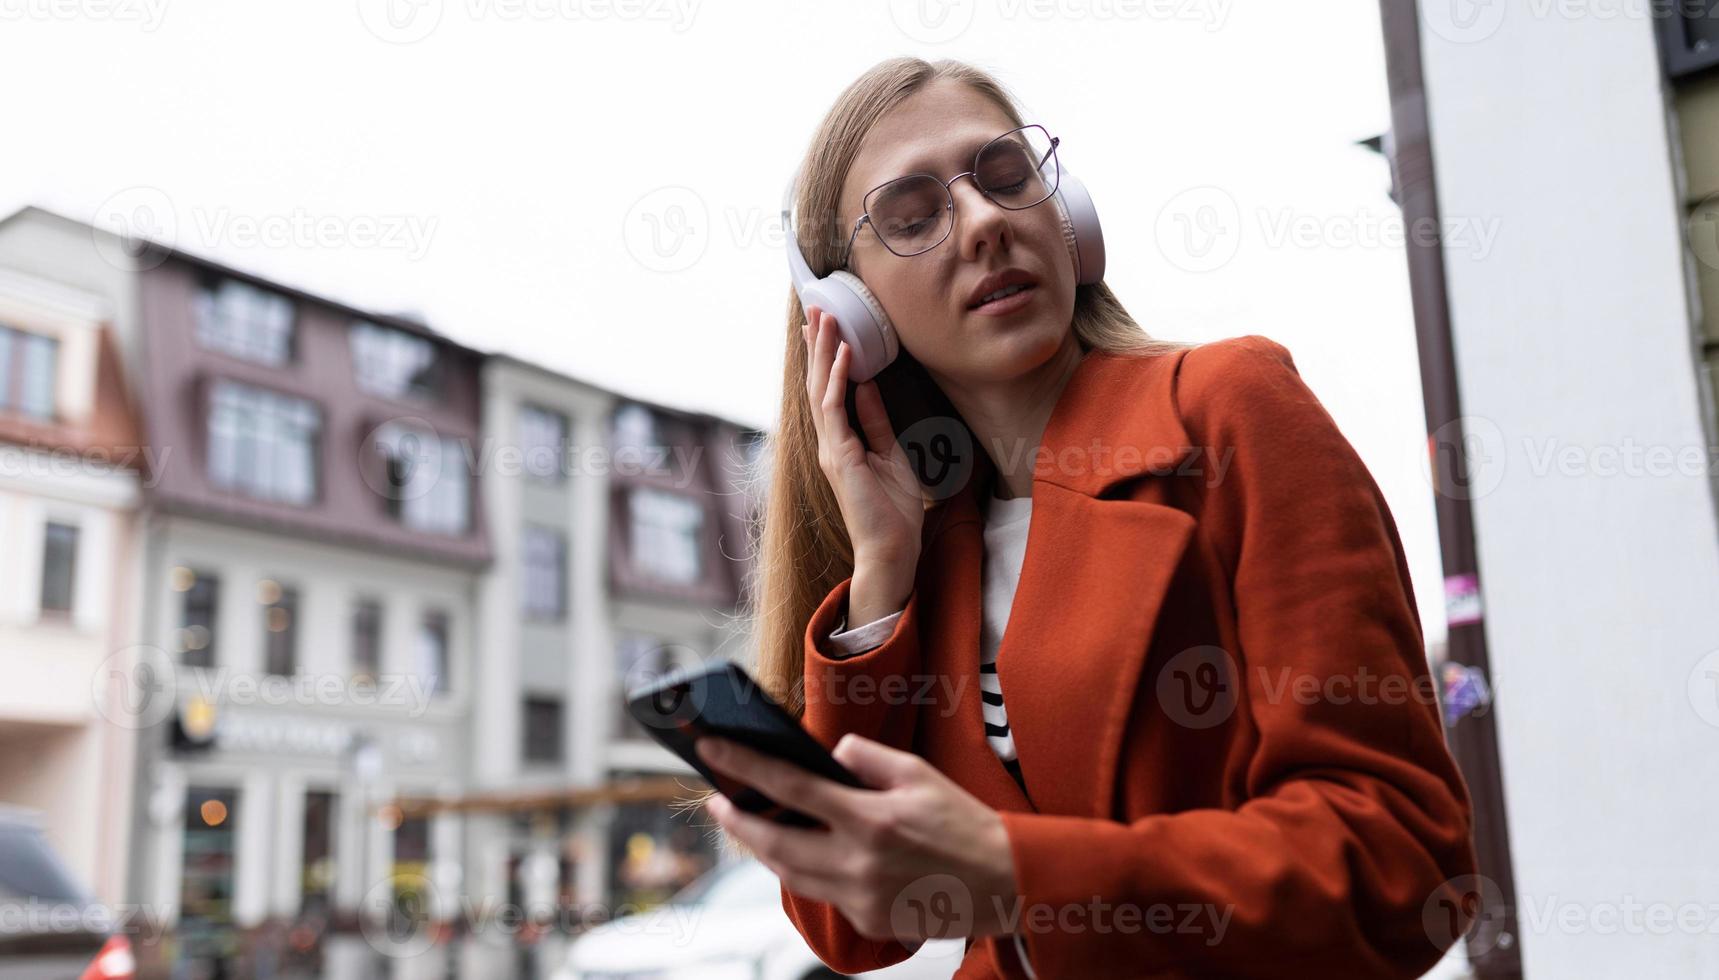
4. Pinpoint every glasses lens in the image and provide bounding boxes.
[868,175,950,255]
[977,126,1057,208]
